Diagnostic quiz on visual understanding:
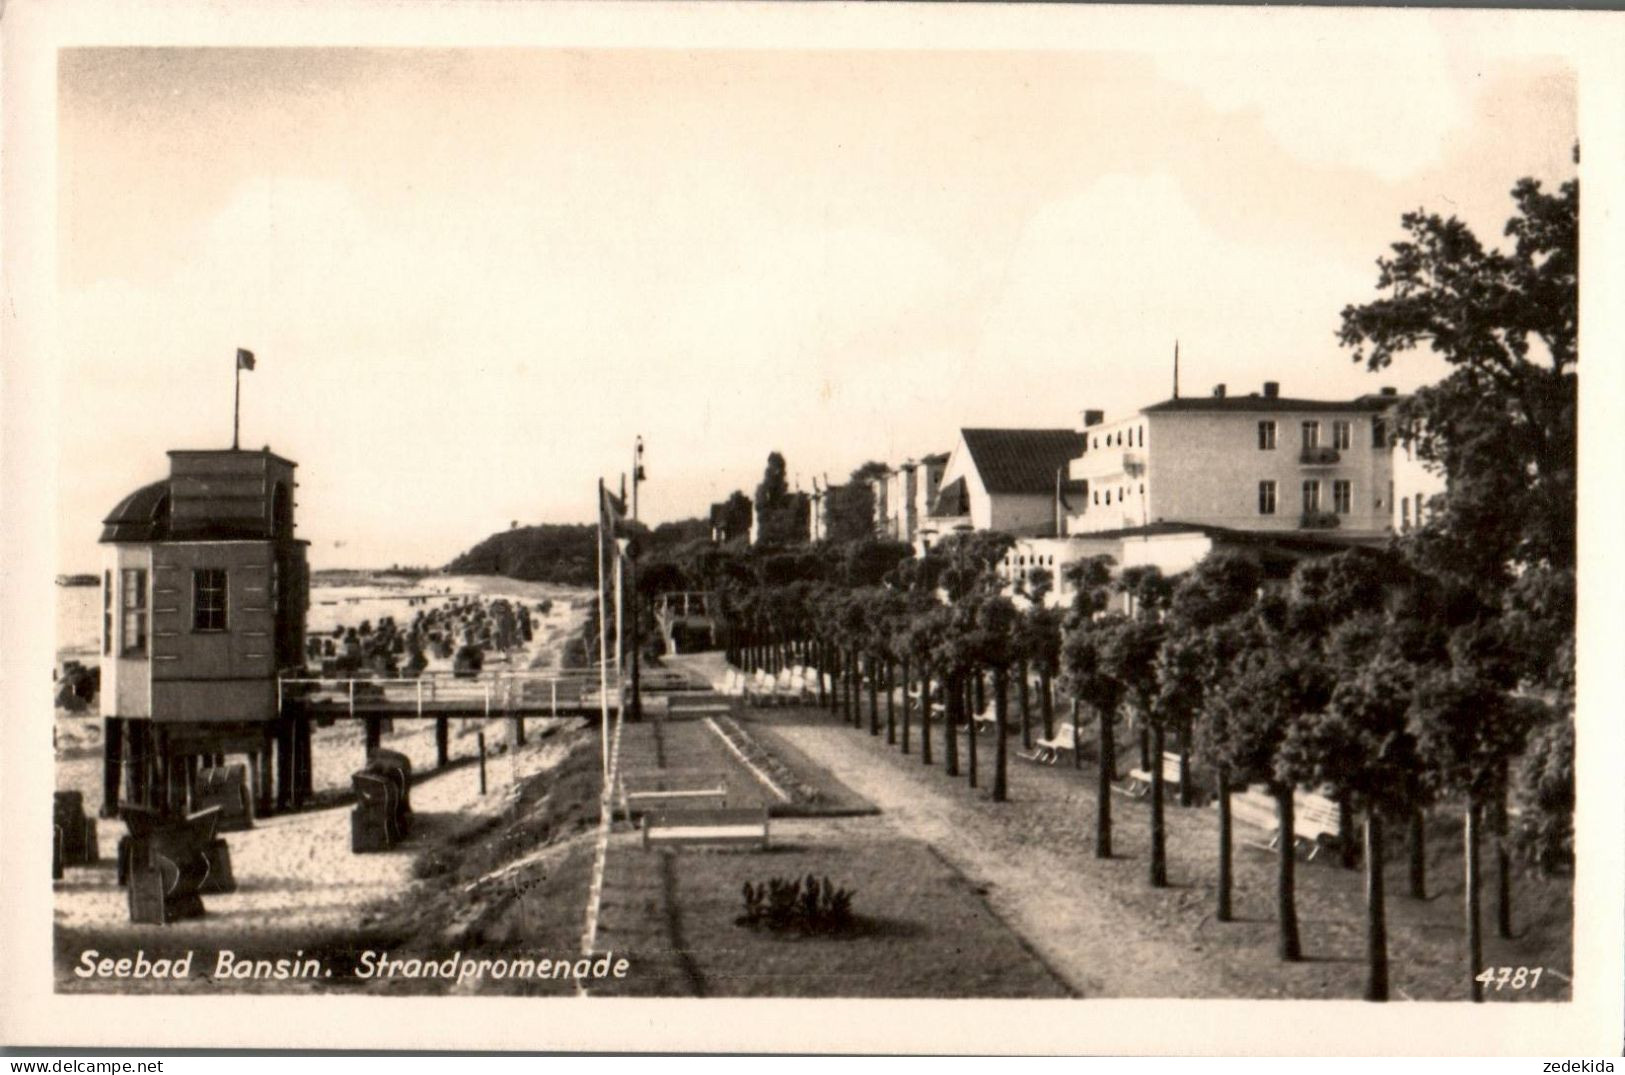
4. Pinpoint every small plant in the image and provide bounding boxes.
[738,874,856,935]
